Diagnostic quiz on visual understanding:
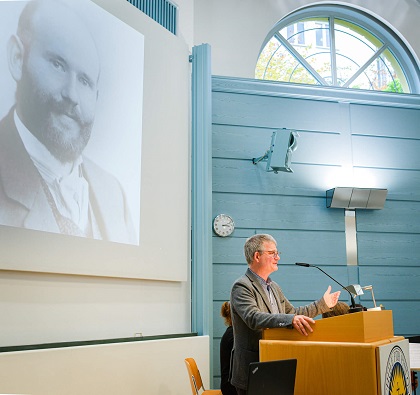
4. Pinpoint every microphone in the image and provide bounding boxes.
[295,262,364,313]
